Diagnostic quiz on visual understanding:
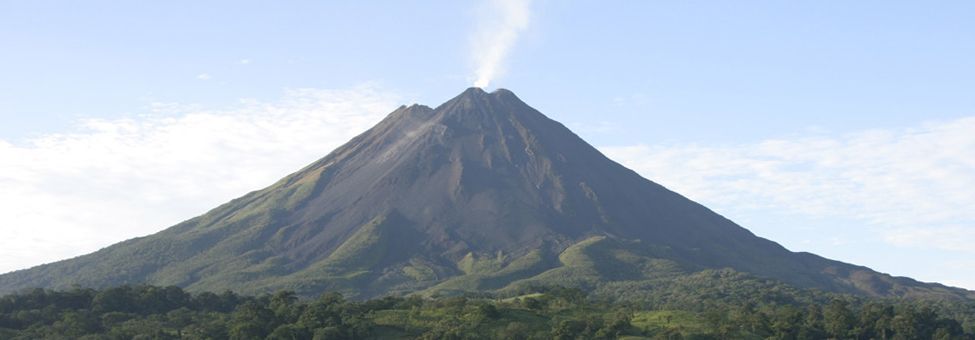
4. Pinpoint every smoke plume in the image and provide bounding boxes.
[471,0,531,88]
